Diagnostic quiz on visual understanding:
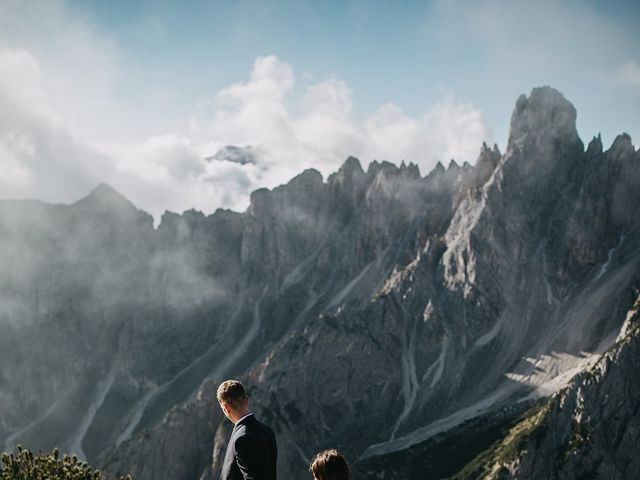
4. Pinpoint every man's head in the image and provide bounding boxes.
[309,449,350,480]
[217,380,250,423]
